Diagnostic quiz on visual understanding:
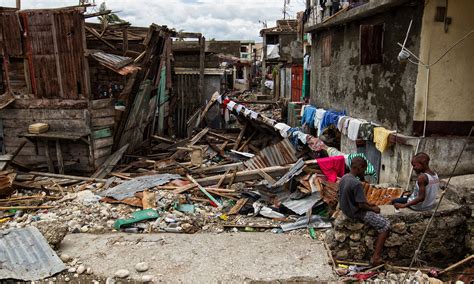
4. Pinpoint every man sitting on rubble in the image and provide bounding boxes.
[392,153,440,211]
[339,157,390,266]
